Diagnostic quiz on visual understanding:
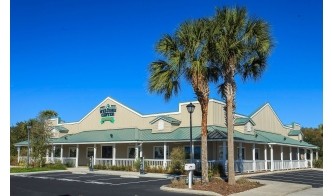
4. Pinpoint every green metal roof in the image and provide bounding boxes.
[234,118,256,126]
[288,129,301,136]
[14,126,318,149]
[53,126,69,133]
[149,116,181,125]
